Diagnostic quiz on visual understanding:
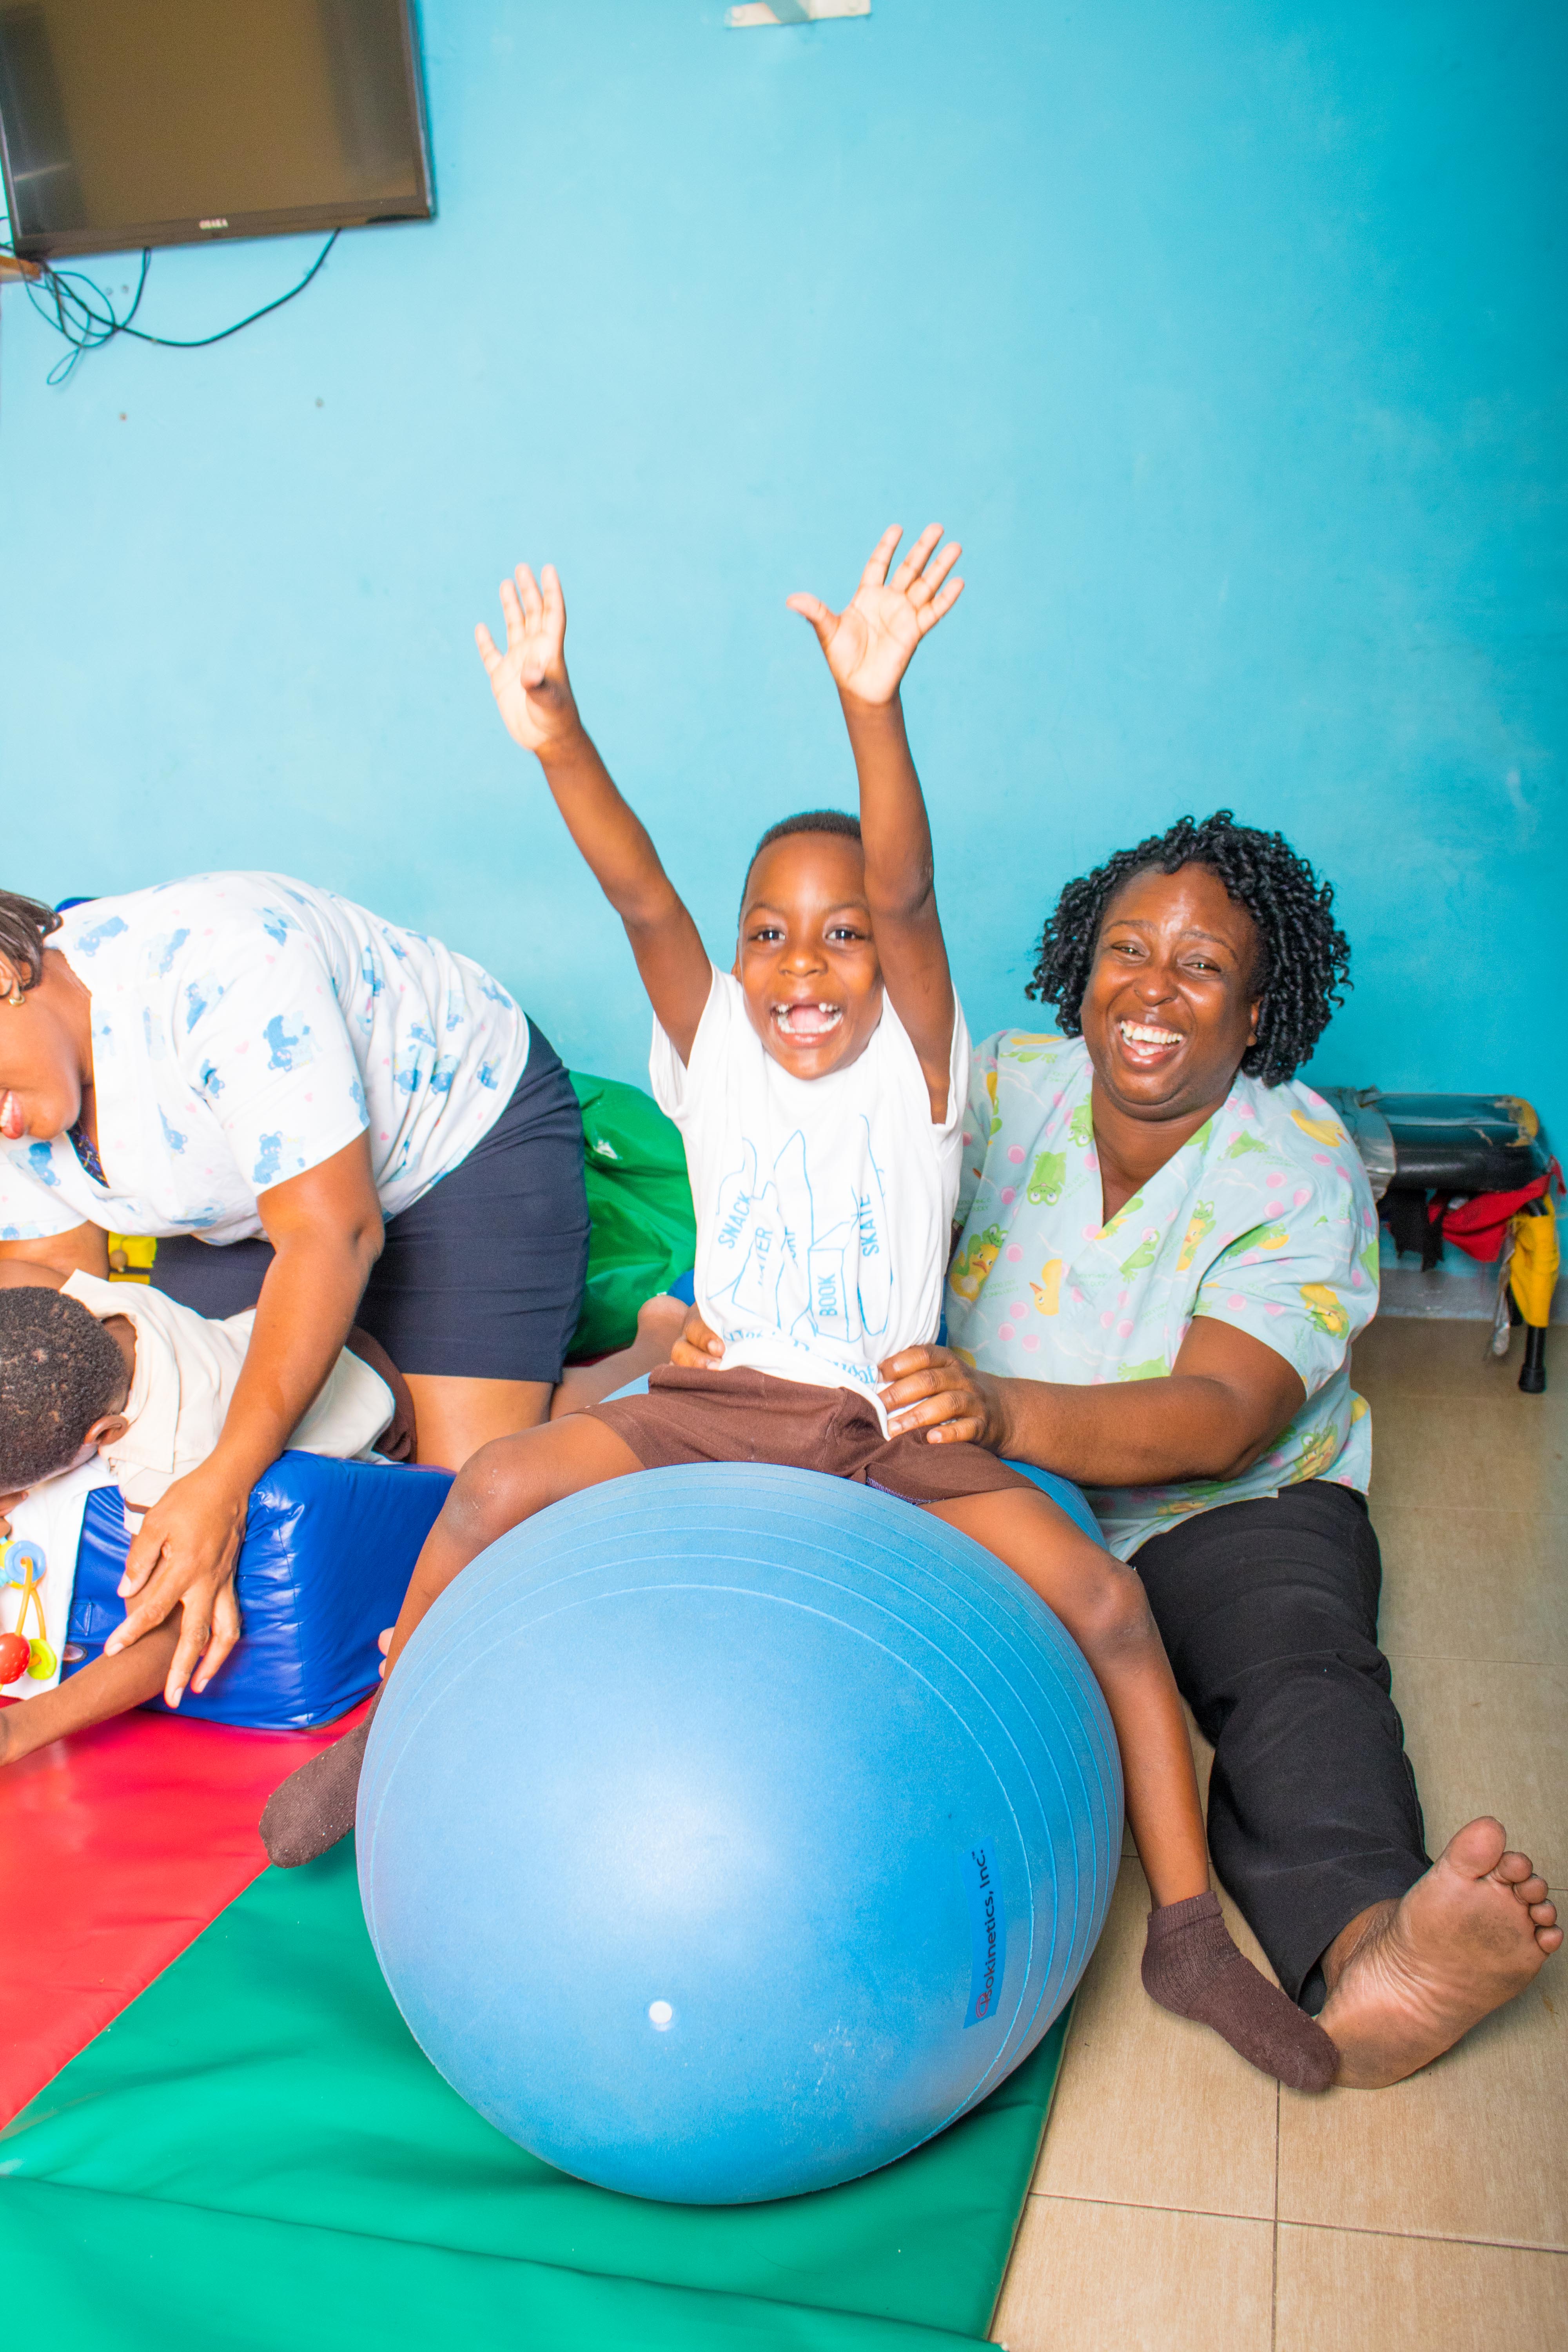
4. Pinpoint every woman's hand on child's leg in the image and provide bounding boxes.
[878,1343,1011,1448]
[475,563,584,757]
[788,524,964,708]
